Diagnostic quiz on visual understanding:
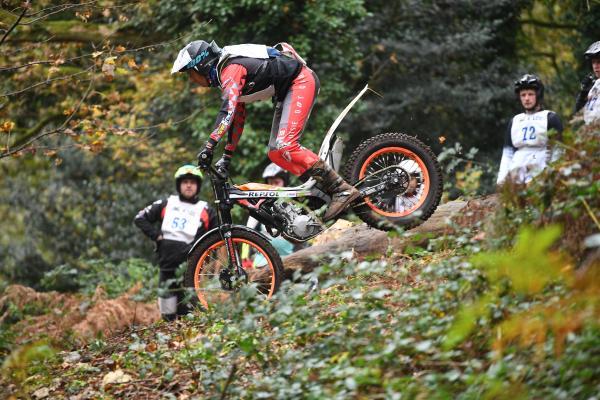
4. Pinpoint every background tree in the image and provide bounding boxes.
[0,0,595,288]
[347,0,527,155]
[0,0,367,287]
